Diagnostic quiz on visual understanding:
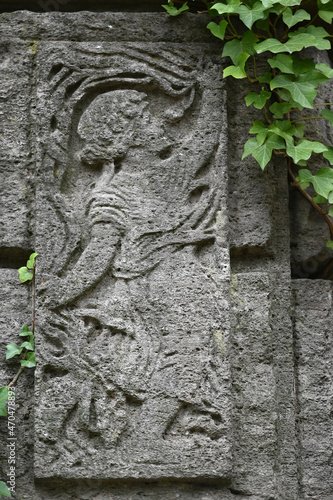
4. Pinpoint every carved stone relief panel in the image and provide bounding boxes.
[34,42,231,479]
